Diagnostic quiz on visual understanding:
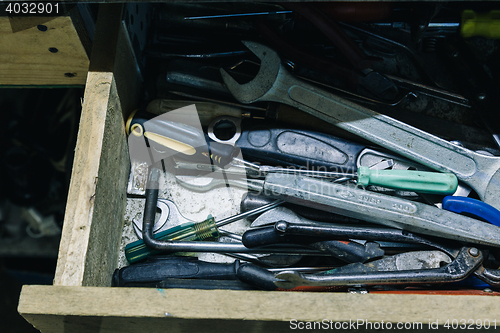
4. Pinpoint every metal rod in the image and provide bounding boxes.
[184,11,291,20]
[216,199,283,228]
